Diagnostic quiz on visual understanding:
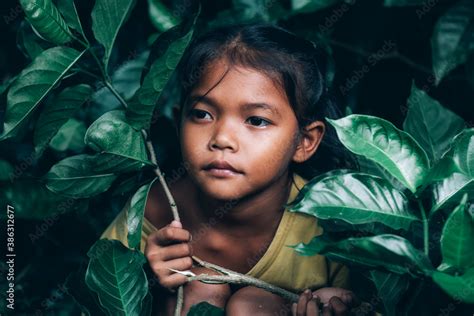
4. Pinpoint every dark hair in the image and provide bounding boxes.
[175,22,358,180]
